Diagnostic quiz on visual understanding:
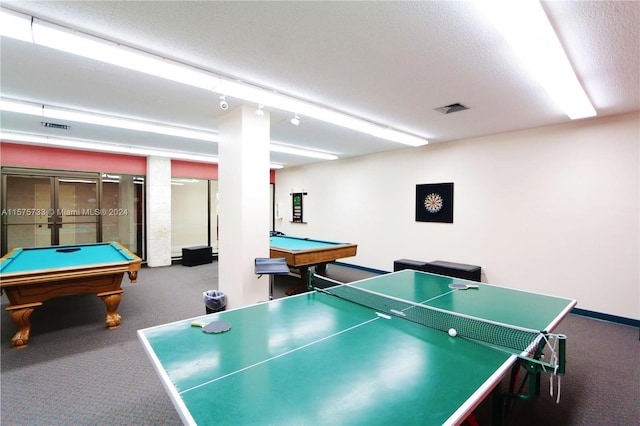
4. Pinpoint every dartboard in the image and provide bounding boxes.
[424,192,443,213]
